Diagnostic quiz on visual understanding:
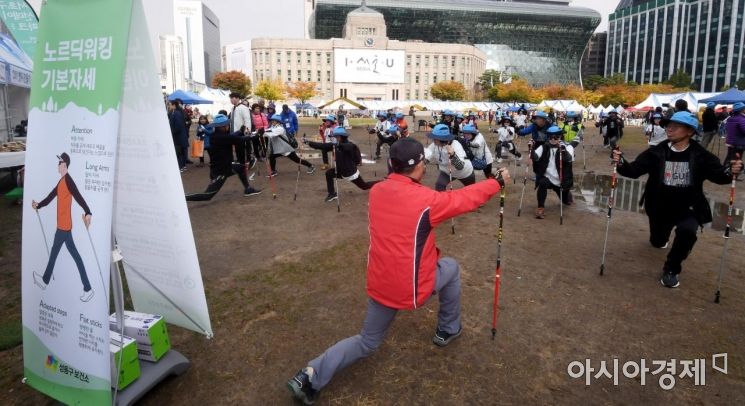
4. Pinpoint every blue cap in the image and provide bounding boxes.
[468,111,476,117]
[270,114,282,122]
[461,124,478,134]
[330,126,348,137]
[456,113,464,119]
[652,113,662,119]
[427,124,454,141]
[733,102,745,113]
[395,112,404,119]
[323,114,336,122]
[546,125,564,135]
[534,111,549,119]
[377,112,387,118]
[442,109,455,116]
[566,112,578,118]
[207,114,229,128]
[706,102,716,108]
[386,125,399,134]
[663,111,700,134]
[609,109,618,114]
